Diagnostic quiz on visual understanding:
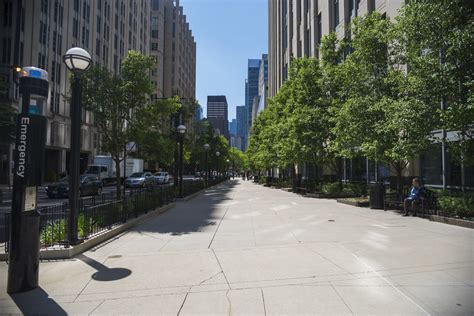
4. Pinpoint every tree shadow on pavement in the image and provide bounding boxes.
[10,287,67,315]
[132,180,240,236]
